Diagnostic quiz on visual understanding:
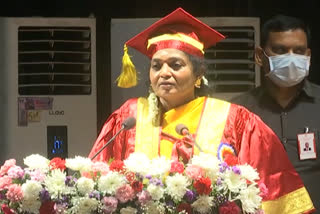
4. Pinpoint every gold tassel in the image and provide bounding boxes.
[116,44,138,88]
